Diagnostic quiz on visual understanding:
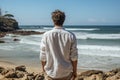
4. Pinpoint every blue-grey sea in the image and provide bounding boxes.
[0,25,120,71]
